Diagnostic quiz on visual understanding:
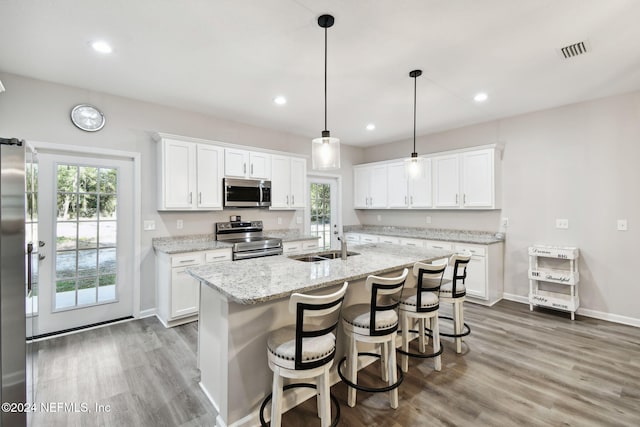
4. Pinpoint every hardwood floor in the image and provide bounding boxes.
[30,300,640,426]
